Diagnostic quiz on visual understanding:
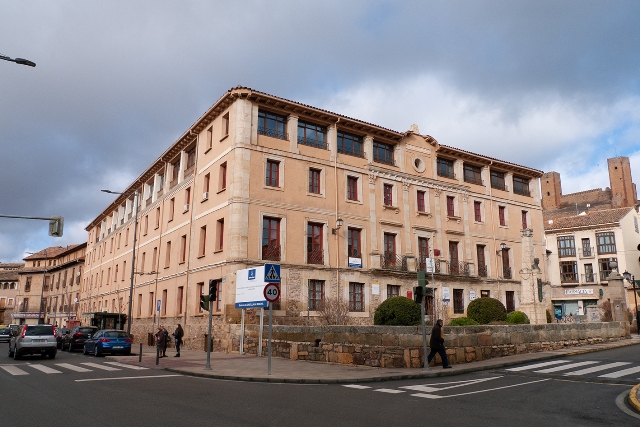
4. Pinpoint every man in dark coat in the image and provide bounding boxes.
[173,324,184,357]
[427,319,451,368]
